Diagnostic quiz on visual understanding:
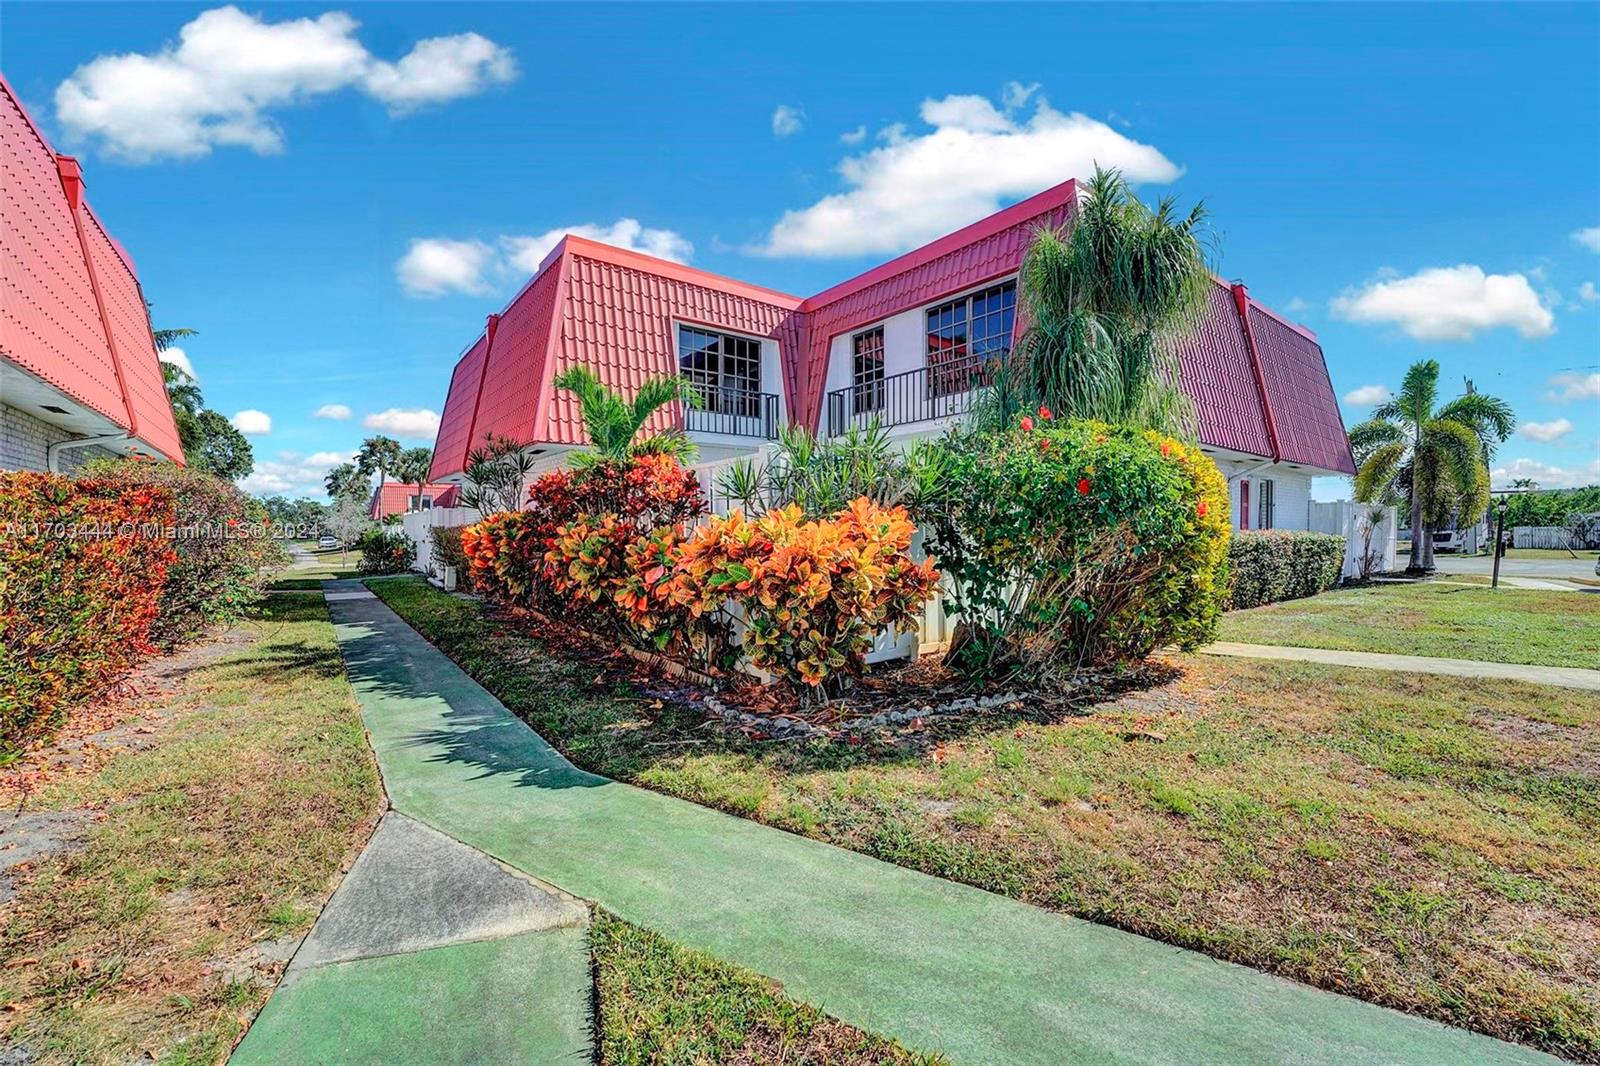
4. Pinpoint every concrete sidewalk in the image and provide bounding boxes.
[291,580,1555,1065]
[1204,641,1600,690]
[232,811,591,1064]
